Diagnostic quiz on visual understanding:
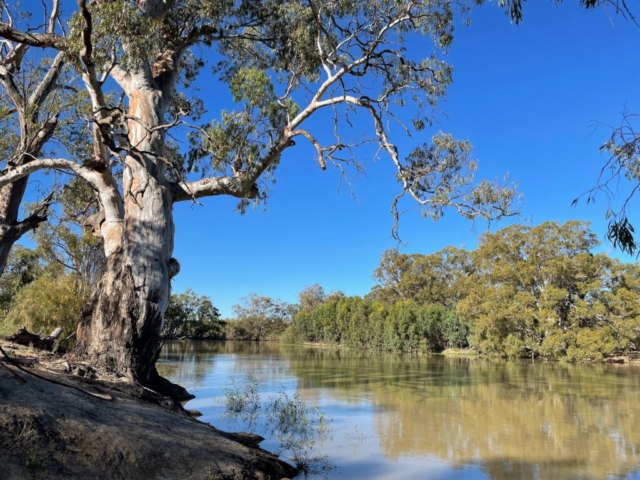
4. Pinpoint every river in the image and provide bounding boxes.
[158,341,640,480]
